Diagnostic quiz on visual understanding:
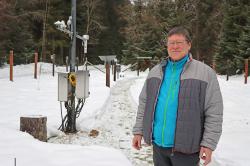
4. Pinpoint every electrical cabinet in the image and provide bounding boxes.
[58,72,68,101]
[76,70,90,99]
